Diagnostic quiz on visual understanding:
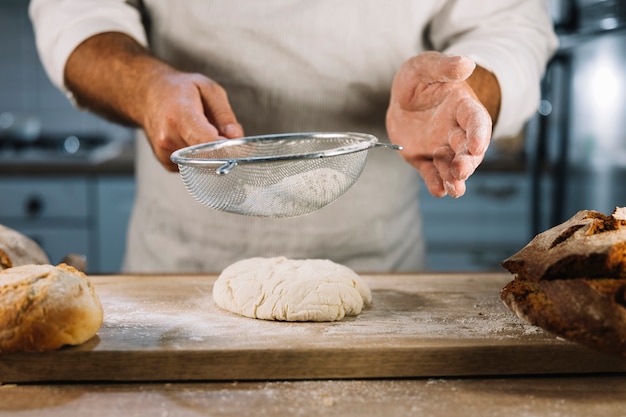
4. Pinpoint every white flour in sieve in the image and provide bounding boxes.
[236,168,352,216]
